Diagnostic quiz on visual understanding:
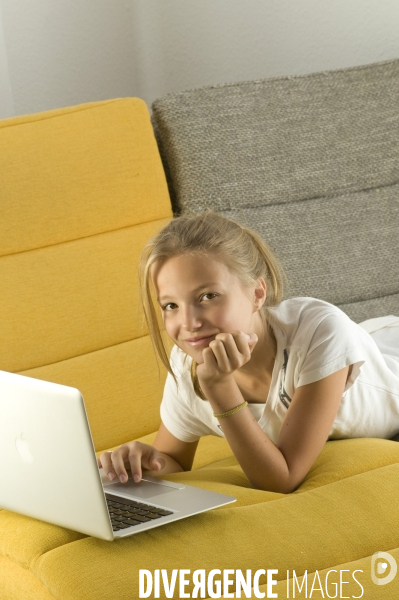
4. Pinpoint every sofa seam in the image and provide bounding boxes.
[337,289,399,306]
[0,213,172,259]
[294,459,399,497]
[181,457,399,501]
[217,459,399,503]
[17,332,158,375]
[0,551,61,600]
[216,180,399,213]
